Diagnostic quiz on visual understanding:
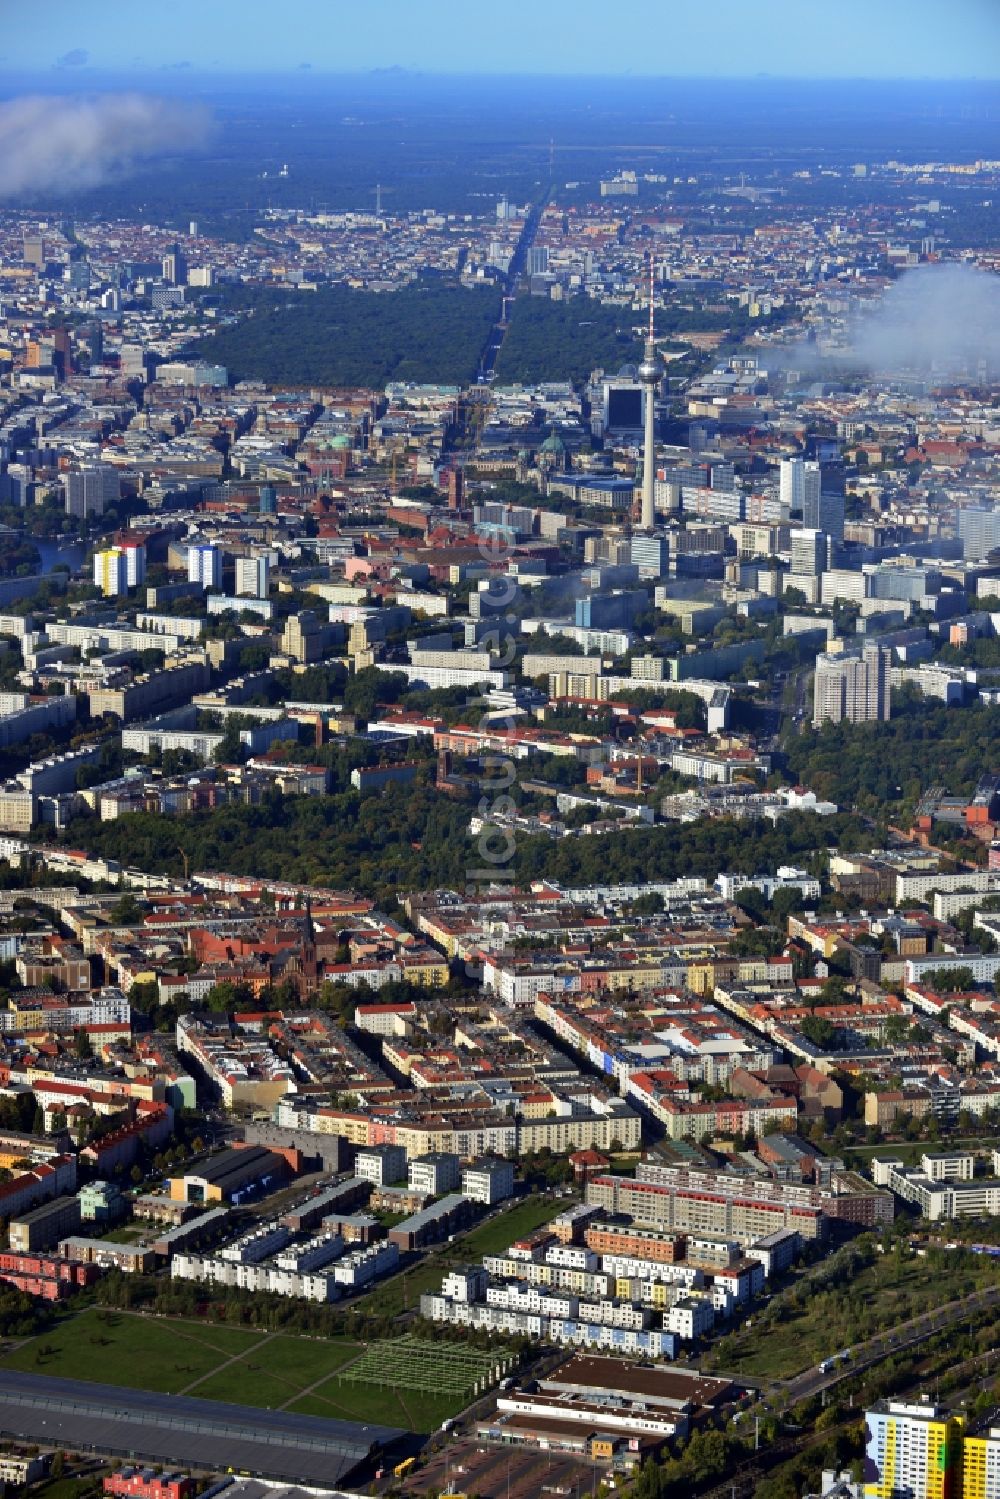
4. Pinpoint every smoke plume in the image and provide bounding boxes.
[782,263,1000,378]
[0,92,213,200]
[849,263,1000,374]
